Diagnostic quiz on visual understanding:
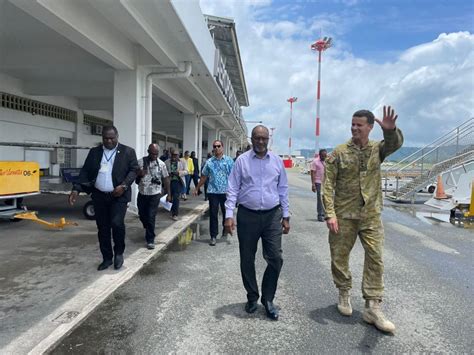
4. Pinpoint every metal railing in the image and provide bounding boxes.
[384,117,474,200]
